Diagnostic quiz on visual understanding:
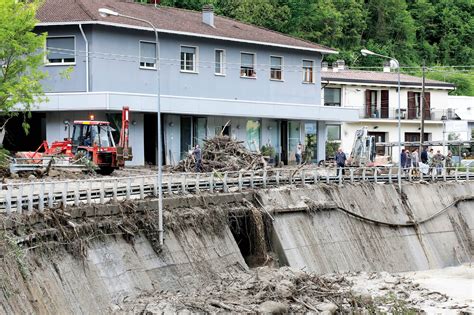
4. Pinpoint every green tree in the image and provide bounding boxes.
[0,0,46,137]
